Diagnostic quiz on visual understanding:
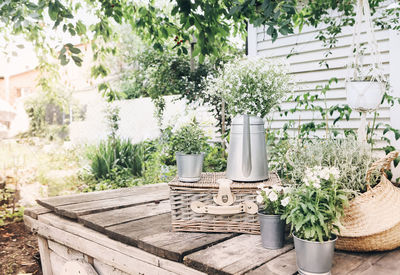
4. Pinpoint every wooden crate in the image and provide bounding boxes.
[169,172,280,234]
